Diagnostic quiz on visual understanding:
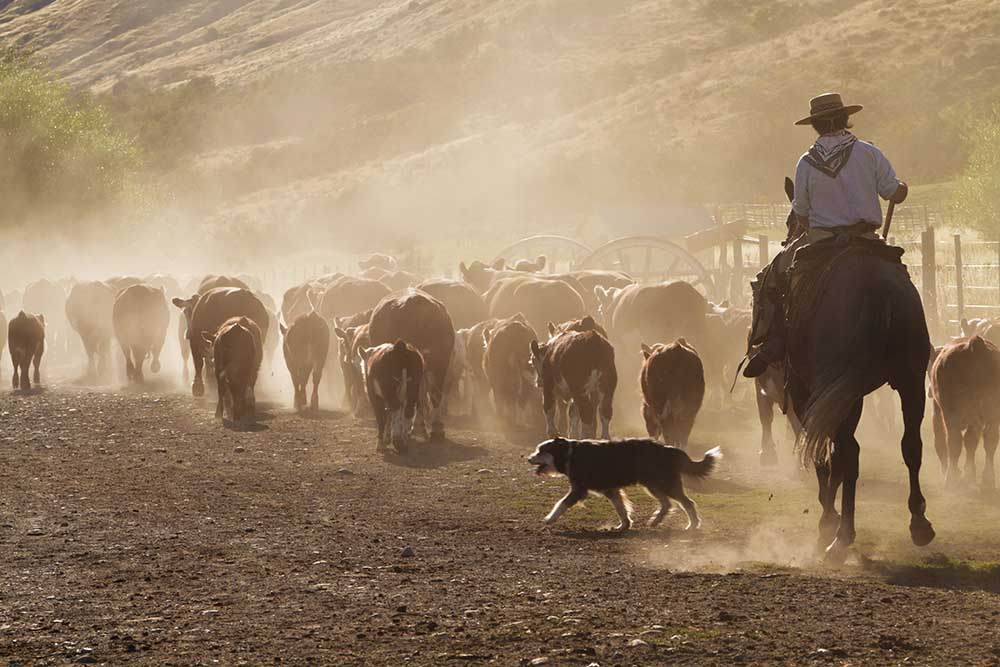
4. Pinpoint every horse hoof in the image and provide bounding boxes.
[759,449,778,467]
[909,517,936,547]
[818,513,841,542]
[824,539,850,565]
